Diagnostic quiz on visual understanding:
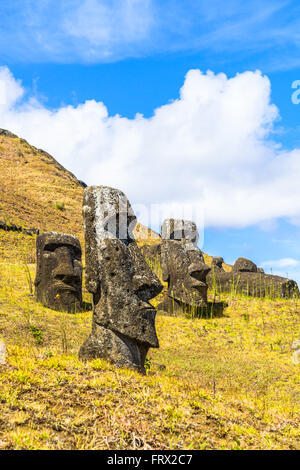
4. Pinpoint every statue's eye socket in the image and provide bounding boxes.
[44,243,58,252]
[43,244,81,257]
[103,214,136,243]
